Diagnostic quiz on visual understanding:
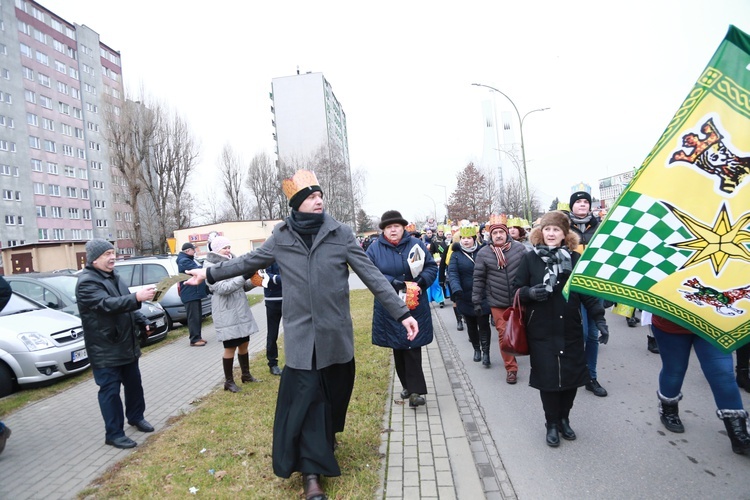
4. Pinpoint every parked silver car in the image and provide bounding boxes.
[114,255,211,330]
[0,292,89,398]
[4,273,168,347]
